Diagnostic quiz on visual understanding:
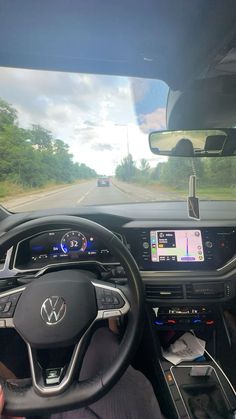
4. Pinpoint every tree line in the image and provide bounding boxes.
[0,98,96,192]
[115,153,236,192]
